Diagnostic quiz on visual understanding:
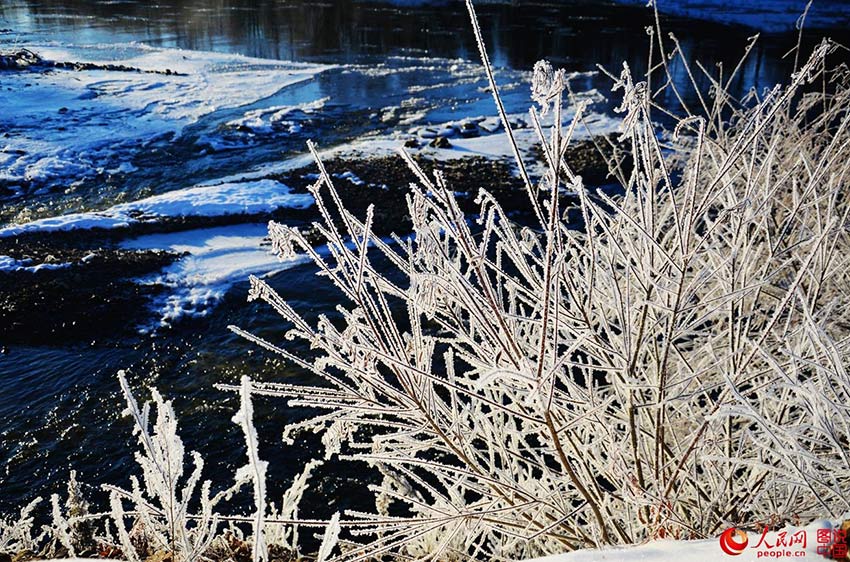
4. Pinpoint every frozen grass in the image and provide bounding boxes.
[3,1,850,561]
